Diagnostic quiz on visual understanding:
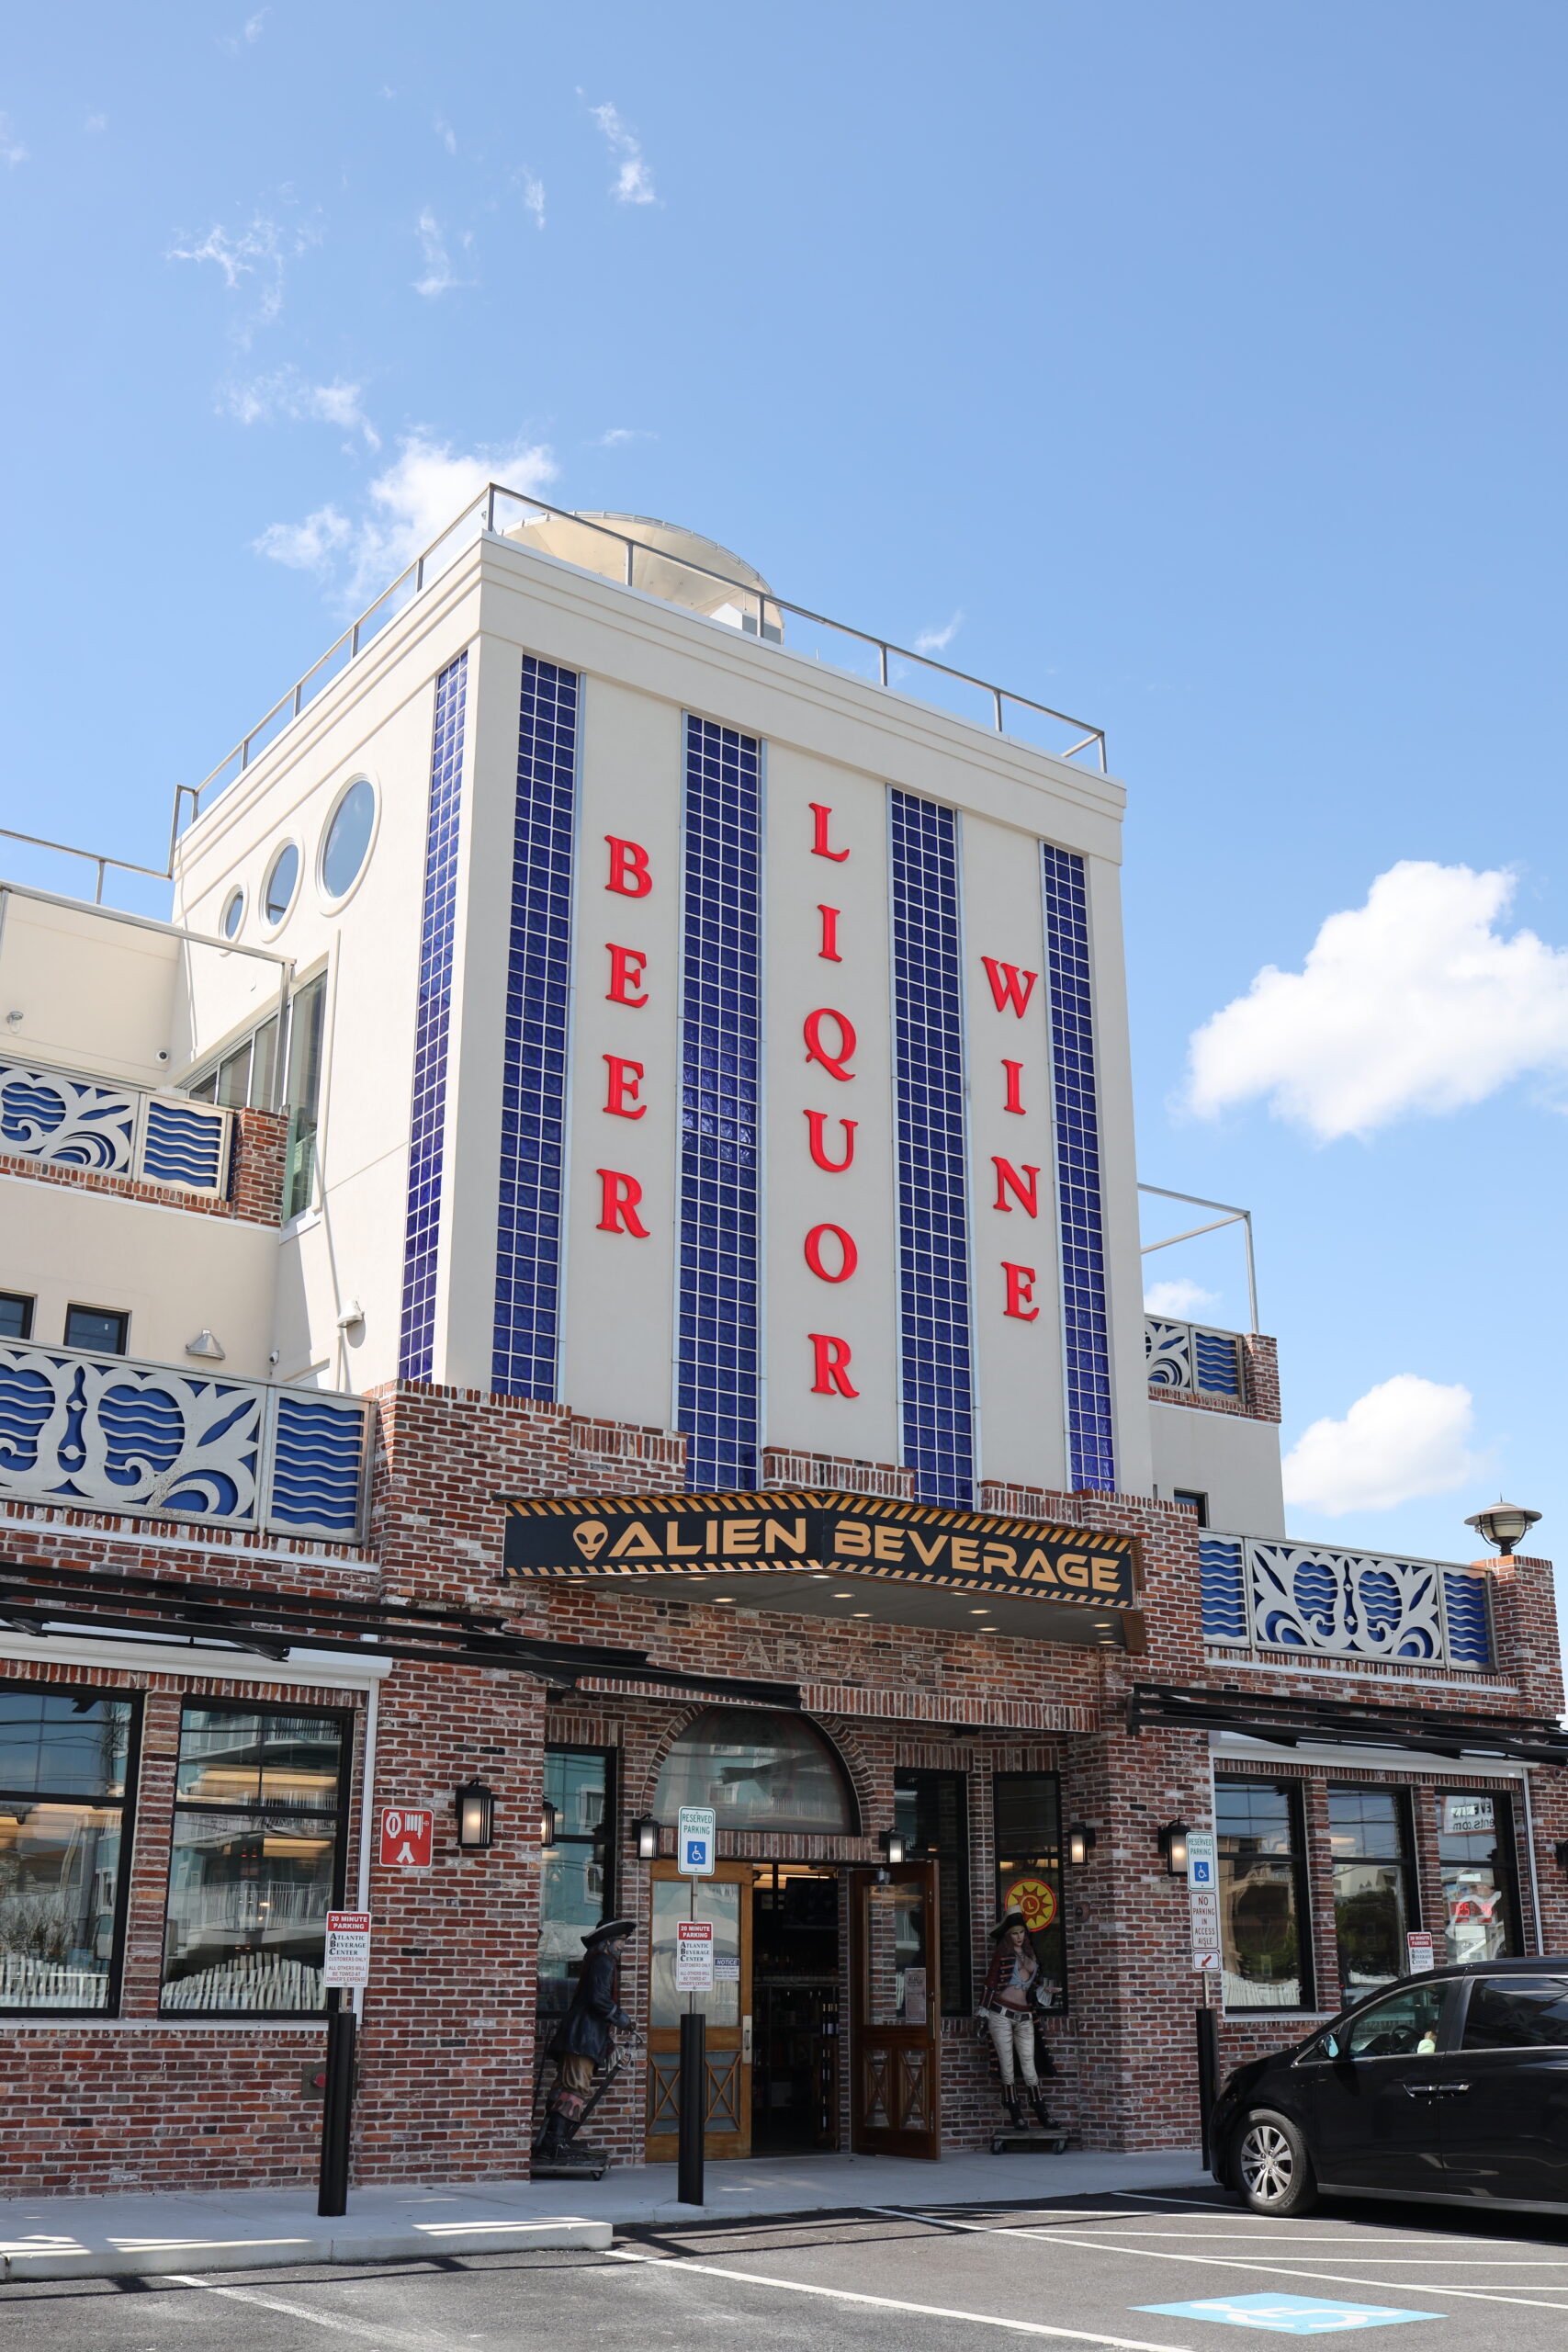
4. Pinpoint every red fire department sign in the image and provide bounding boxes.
[378,1806,434,1869]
